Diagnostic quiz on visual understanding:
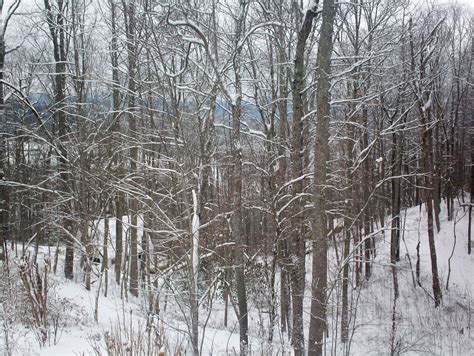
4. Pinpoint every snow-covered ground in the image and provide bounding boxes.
[344,199,474,355]
[1,198,474,355]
